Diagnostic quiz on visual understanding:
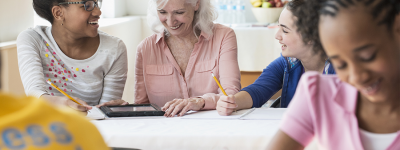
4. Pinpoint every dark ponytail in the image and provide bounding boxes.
[33,0,67,24]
